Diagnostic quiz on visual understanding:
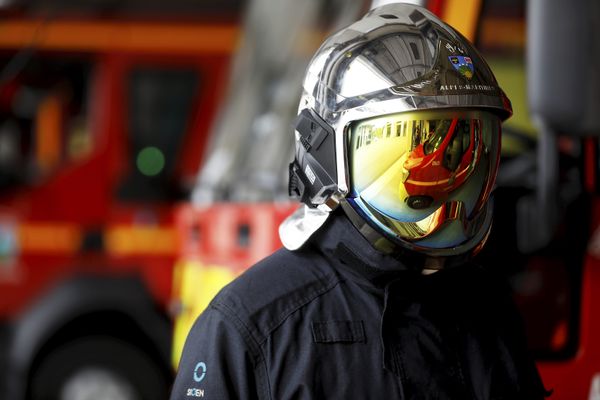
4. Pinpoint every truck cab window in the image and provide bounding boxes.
[118,67,199,202]
[0,56,91,193]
